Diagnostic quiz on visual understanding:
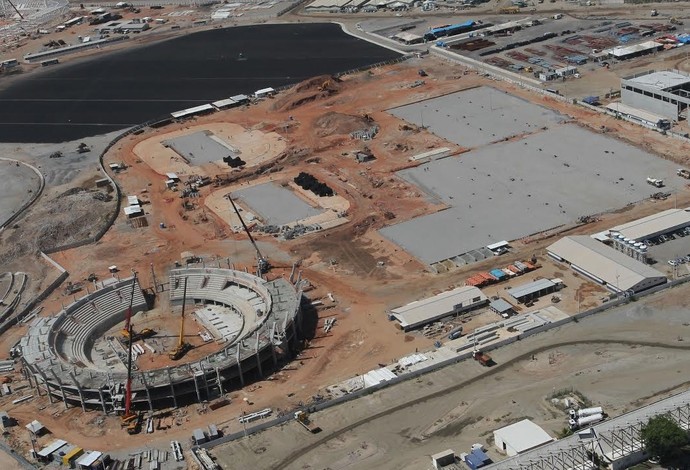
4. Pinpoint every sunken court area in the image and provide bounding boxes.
[380,86,678,269]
